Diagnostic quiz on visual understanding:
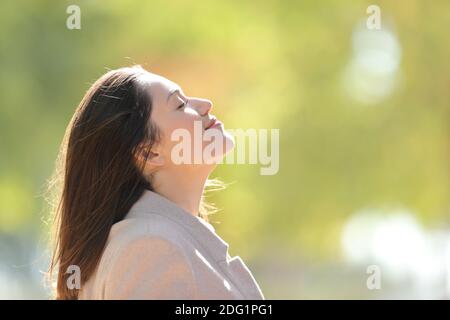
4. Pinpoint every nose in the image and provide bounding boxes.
[196,98,213,116]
